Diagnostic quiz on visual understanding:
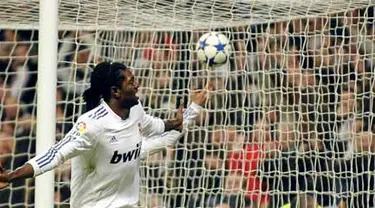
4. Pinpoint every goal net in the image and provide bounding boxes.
[0,0,374,207]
